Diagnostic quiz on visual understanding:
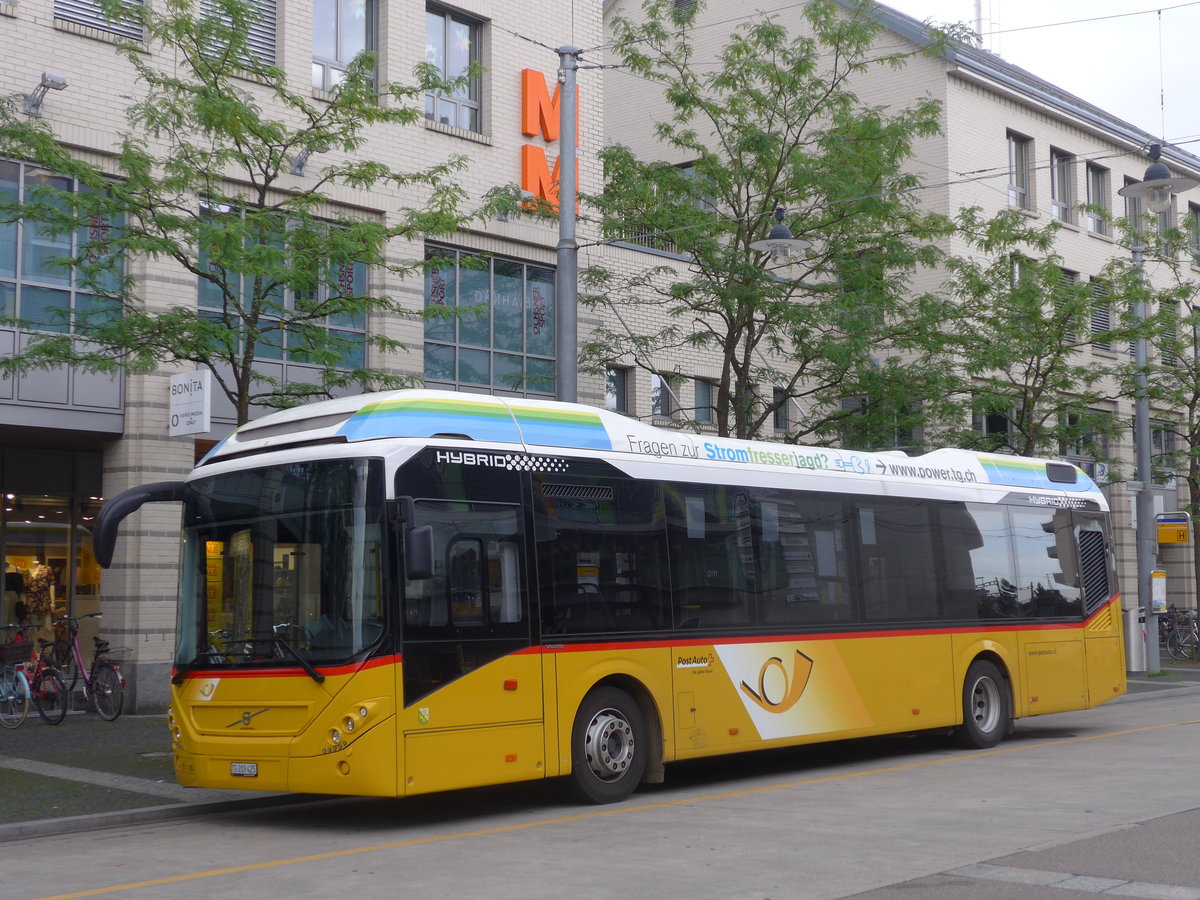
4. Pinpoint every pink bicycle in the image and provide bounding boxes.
[45,613,125,721]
